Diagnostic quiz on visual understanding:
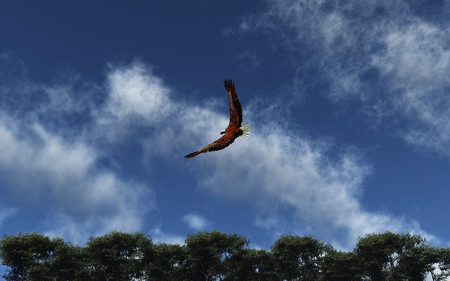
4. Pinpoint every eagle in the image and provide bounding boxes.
[185,79,250,158]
